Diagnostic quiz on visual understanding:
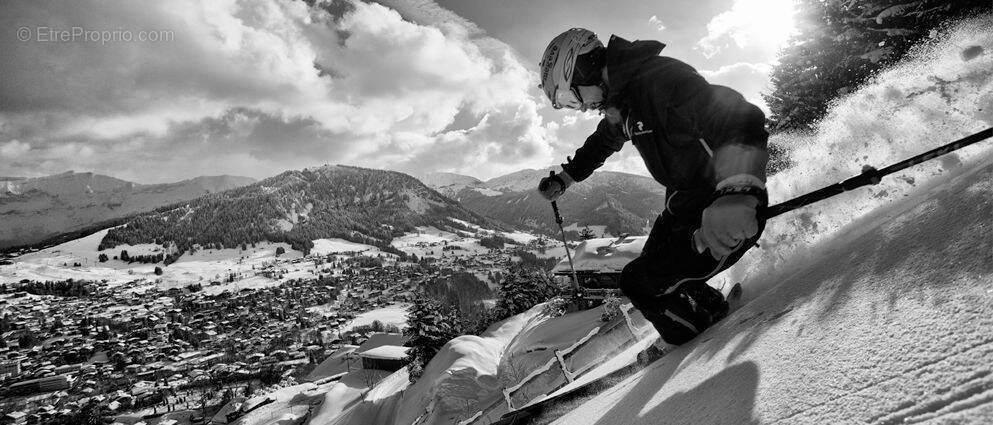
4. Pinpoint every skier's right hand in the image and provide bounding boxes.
[538,170,574,201]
